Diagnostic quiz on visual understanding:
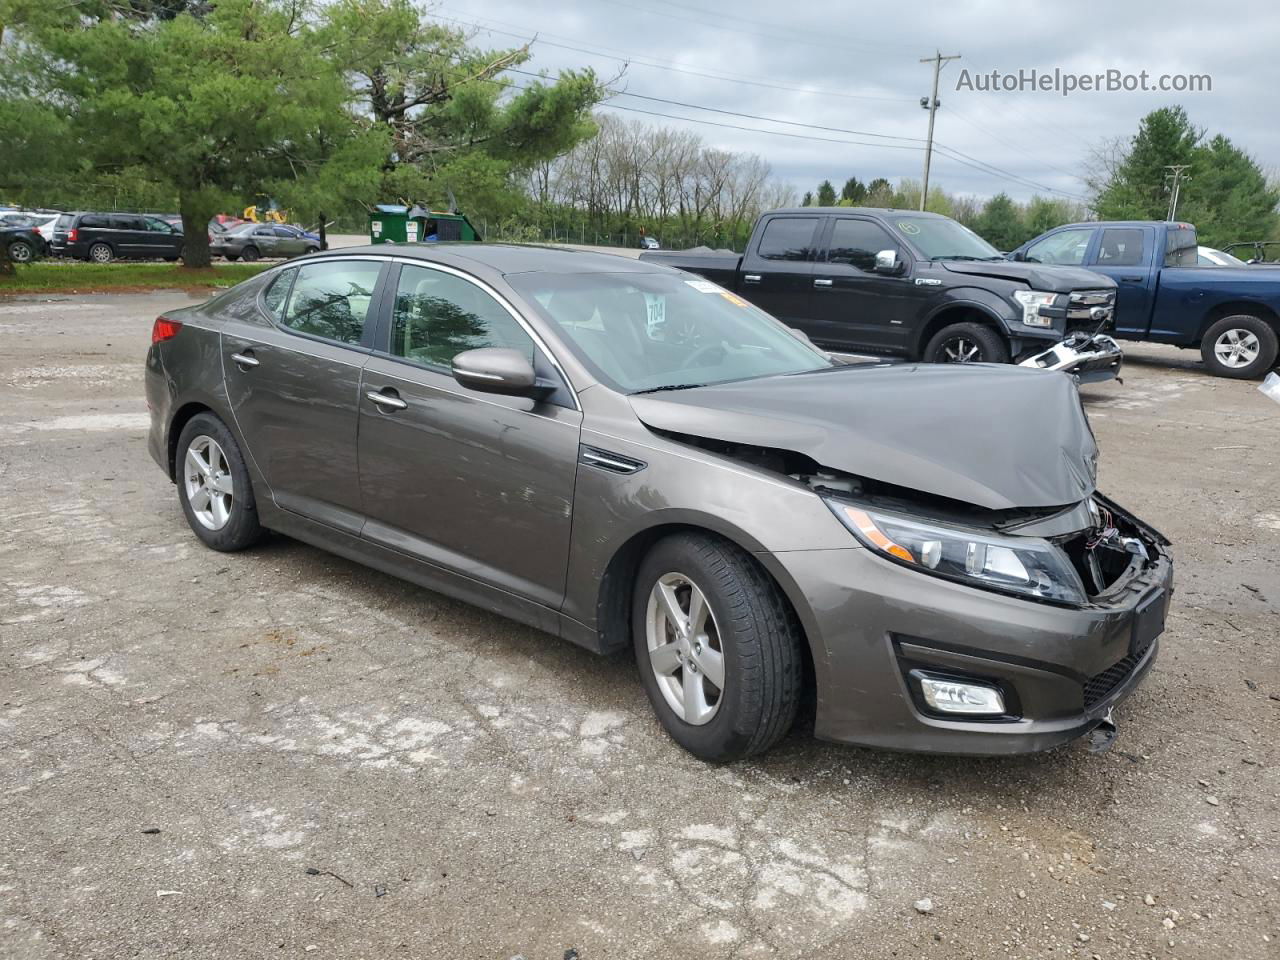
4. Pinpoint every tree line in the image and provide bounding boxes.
[2,2,1274,264]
